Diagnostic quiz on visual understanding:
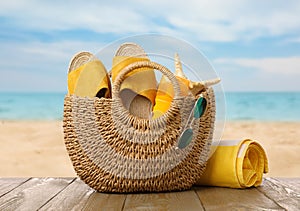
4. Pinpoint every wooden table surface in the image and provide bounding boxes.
[0,177,299,210]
